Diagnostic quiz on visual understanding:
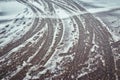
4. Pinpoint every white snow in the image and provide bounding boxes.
[78,0,120,13]
[96,17,120,41]
[0,1,34,48]
[0,1,27,21]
